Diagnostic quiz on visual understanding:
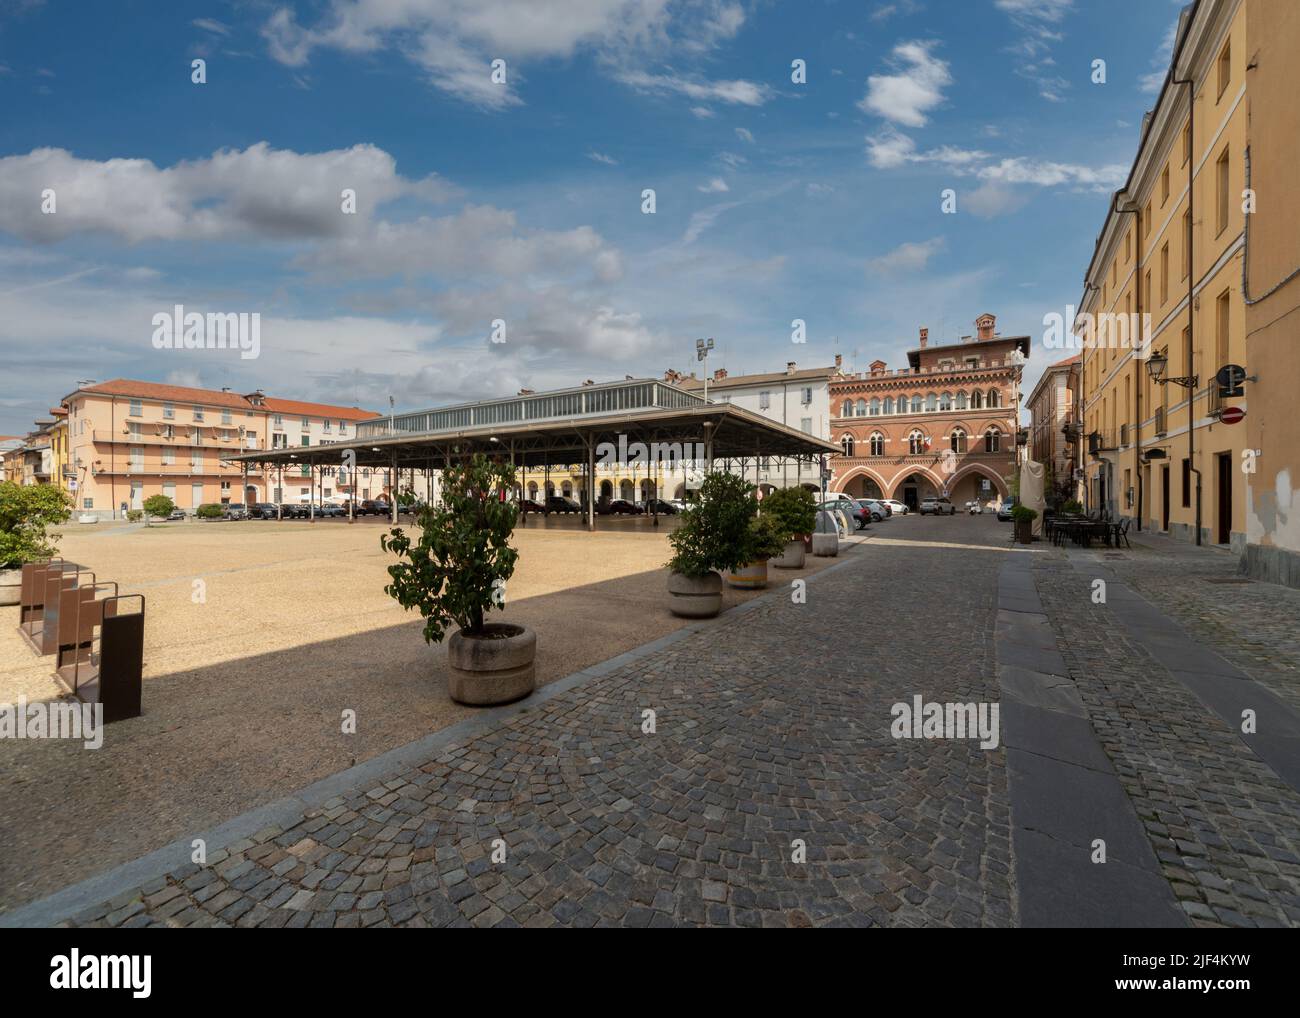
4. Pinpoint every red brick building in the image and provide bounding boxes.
[829,314,1029,509]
